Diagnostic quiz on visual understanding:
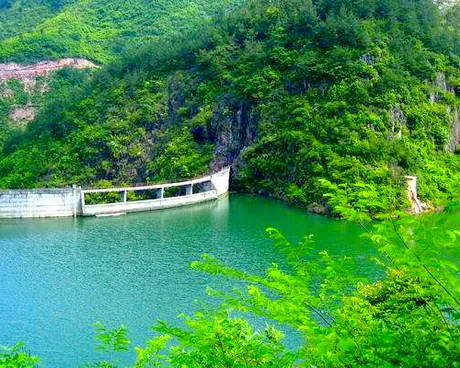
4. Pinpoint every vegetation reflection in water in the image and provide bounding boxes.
[0,194,376,367]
